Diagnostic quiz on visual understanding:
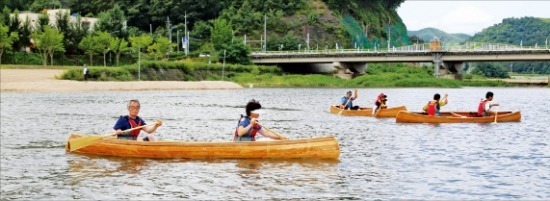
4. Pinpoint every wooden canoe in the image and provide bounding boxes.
[395,111,521,123]
[329,105,407,117]
[65,134,340,159]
